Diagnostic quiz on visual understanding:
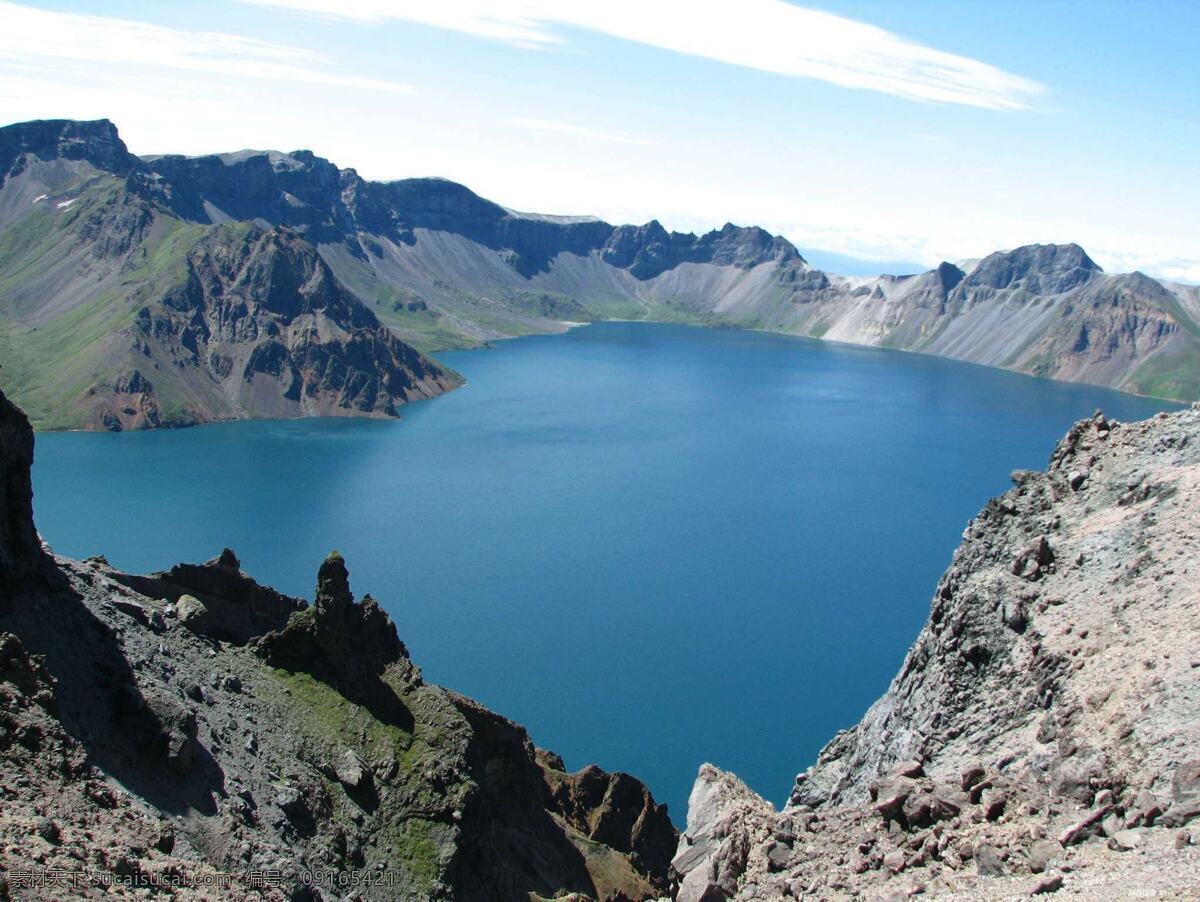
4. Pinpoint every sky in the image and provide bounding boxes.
[0,1,1197,280]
